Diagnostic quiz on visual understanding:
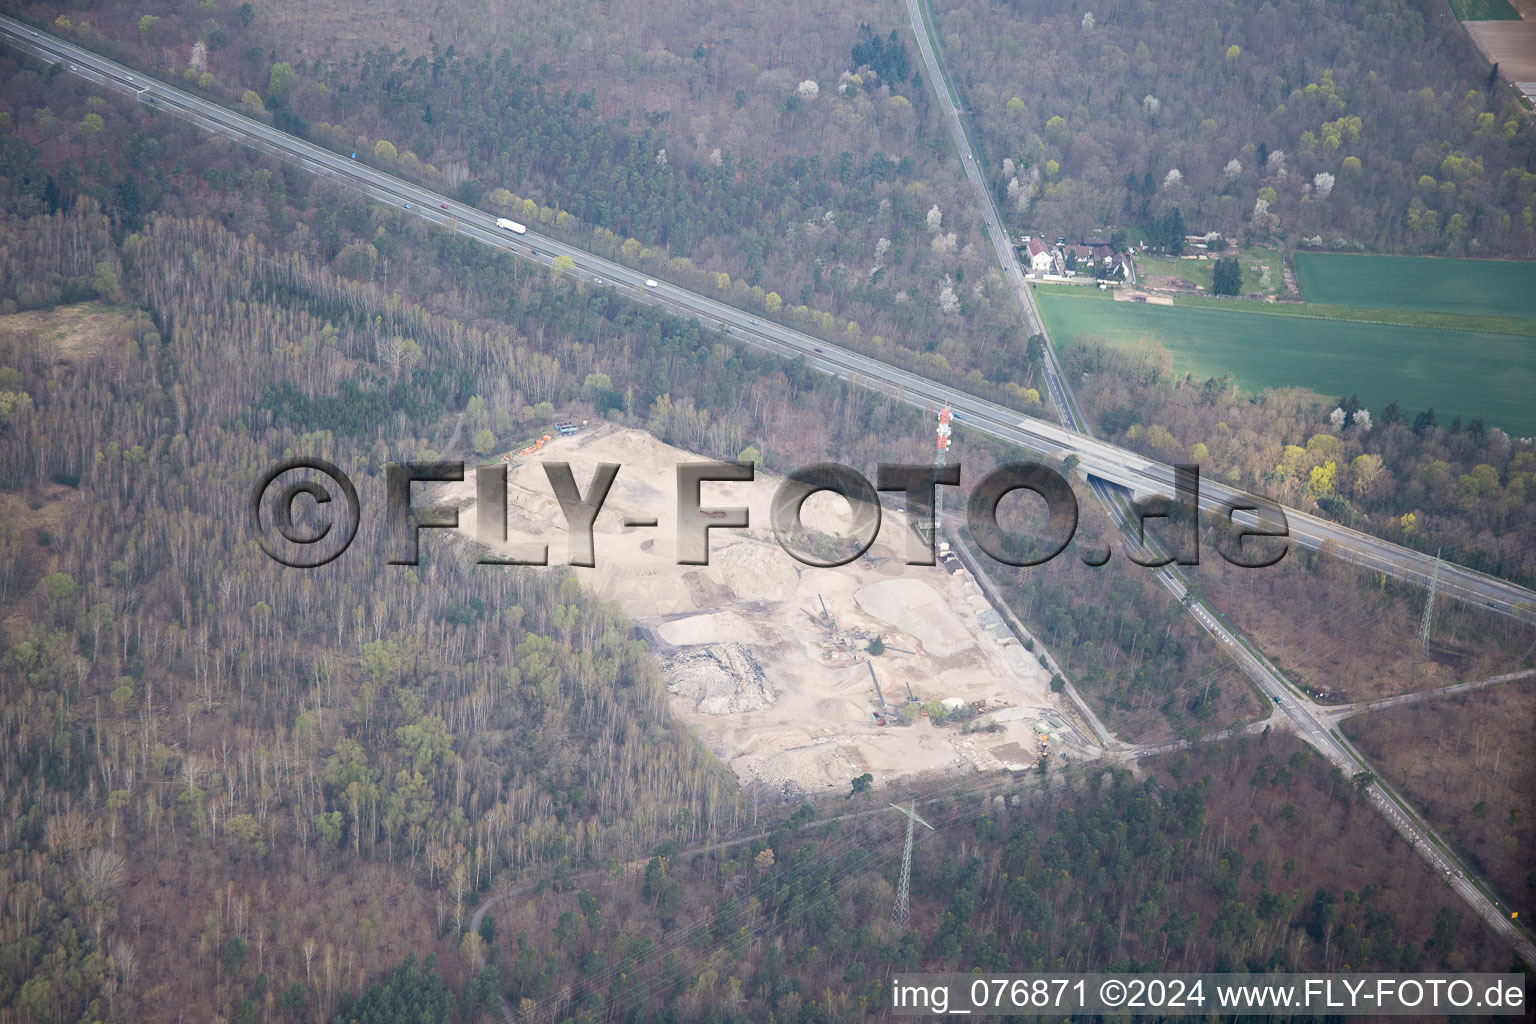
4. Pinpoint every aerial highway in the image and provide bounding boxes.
[4,14,1529,627]
[9,10,1534,968]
